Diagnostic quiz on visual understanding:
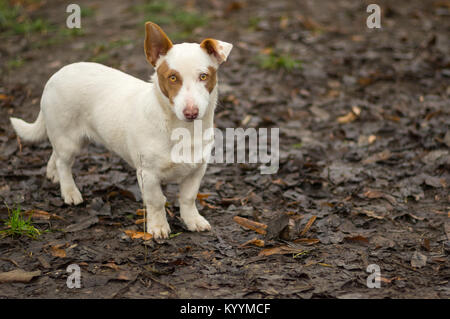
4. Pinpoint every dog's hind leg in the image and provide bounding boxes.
[53,138,83,205]
[46,151,59,183]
